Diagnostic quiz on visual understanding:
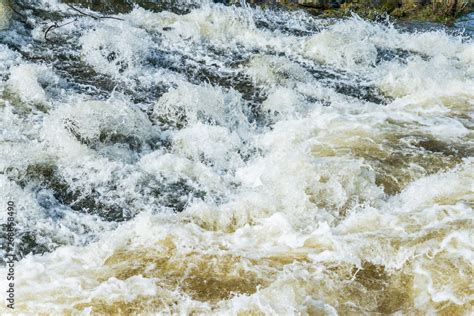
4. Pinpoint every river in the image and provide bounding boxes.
[0,0,473,314]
